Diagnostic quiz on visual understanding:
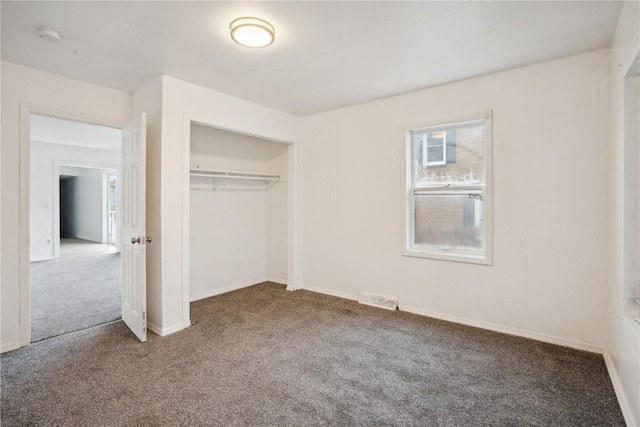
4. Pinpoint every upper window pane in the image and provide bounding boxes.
[413,122,485,186]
